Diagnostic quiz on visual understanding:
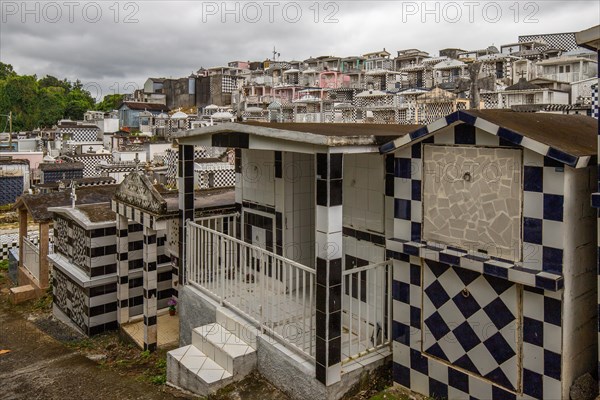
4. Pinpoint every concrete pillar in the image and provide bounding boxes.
[18,209,27,271]
[178,144,194,285]
[315,153,343,386]
[38,222,50,288]
[143,224,158,352]
[116,214,129,324]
